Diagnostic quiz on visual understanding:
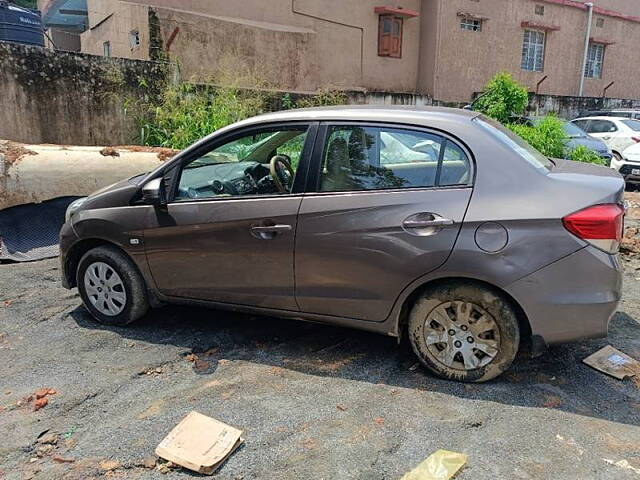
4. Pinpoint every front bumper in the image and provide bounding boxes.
[506,246,621,345]
[59,221,79,289]
[618,164,640,184]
